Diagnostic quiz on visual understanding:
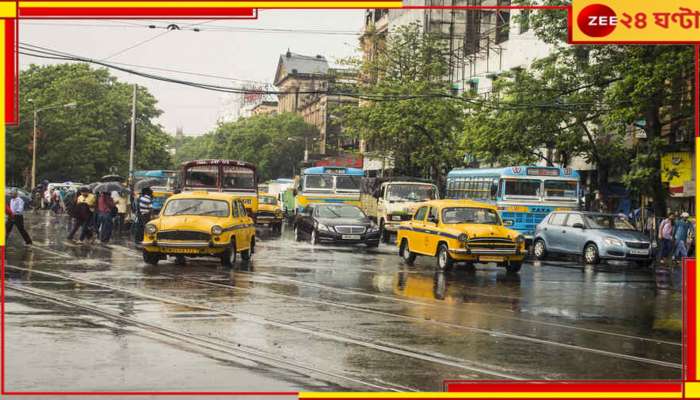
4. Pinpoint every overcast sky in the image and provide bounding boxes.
[19,10,365,136]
